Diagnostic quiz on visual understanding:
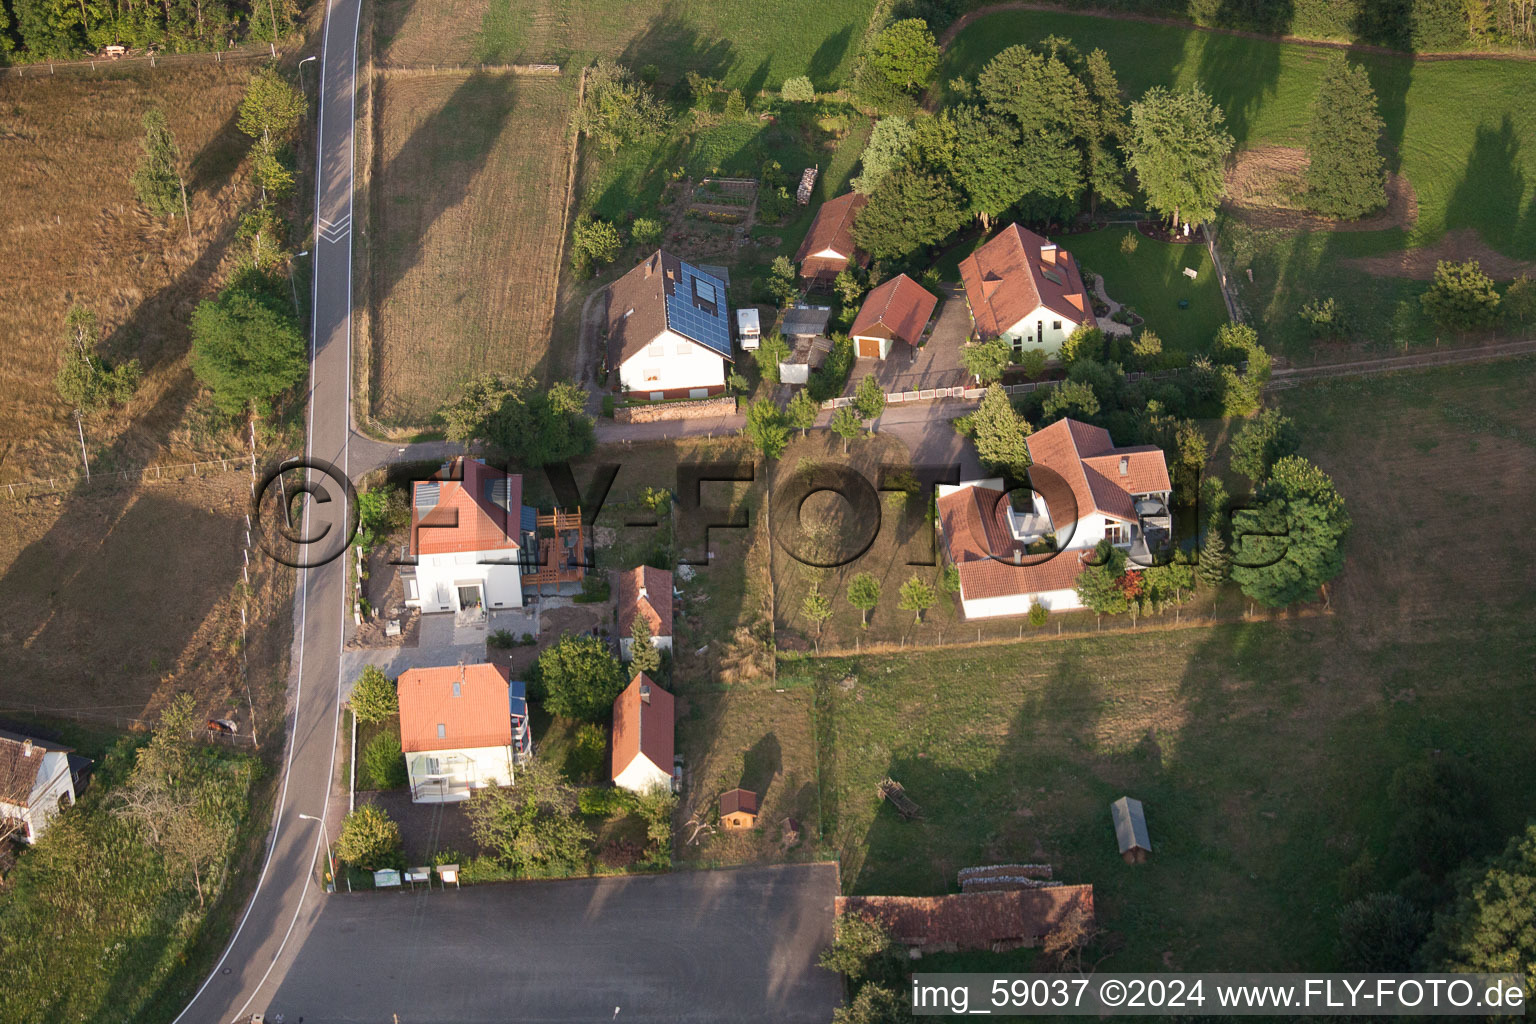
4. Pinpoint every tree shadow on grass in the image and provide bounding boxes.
[1193,23,1284,150]
[619,9,736,91]
[1444,114,1526,258]
[807,25,853,91]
